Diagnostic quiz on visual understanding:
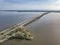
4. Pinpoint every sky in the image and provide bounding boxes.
[0,0,60,10]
